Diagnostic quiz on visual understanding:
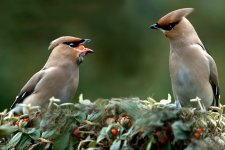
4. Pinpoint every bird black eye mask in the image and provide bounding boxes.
[64,42,80,48]
[64,42,79,48]
[158,21,179,31]
[64,39,85,48]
